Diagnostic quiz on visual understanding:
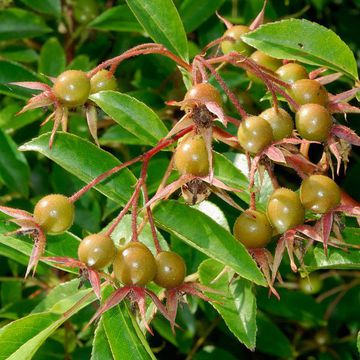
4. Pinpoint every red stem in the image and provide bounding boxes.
[195,56,248,119]
[88,44,191,77]
[69,126,194,203]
